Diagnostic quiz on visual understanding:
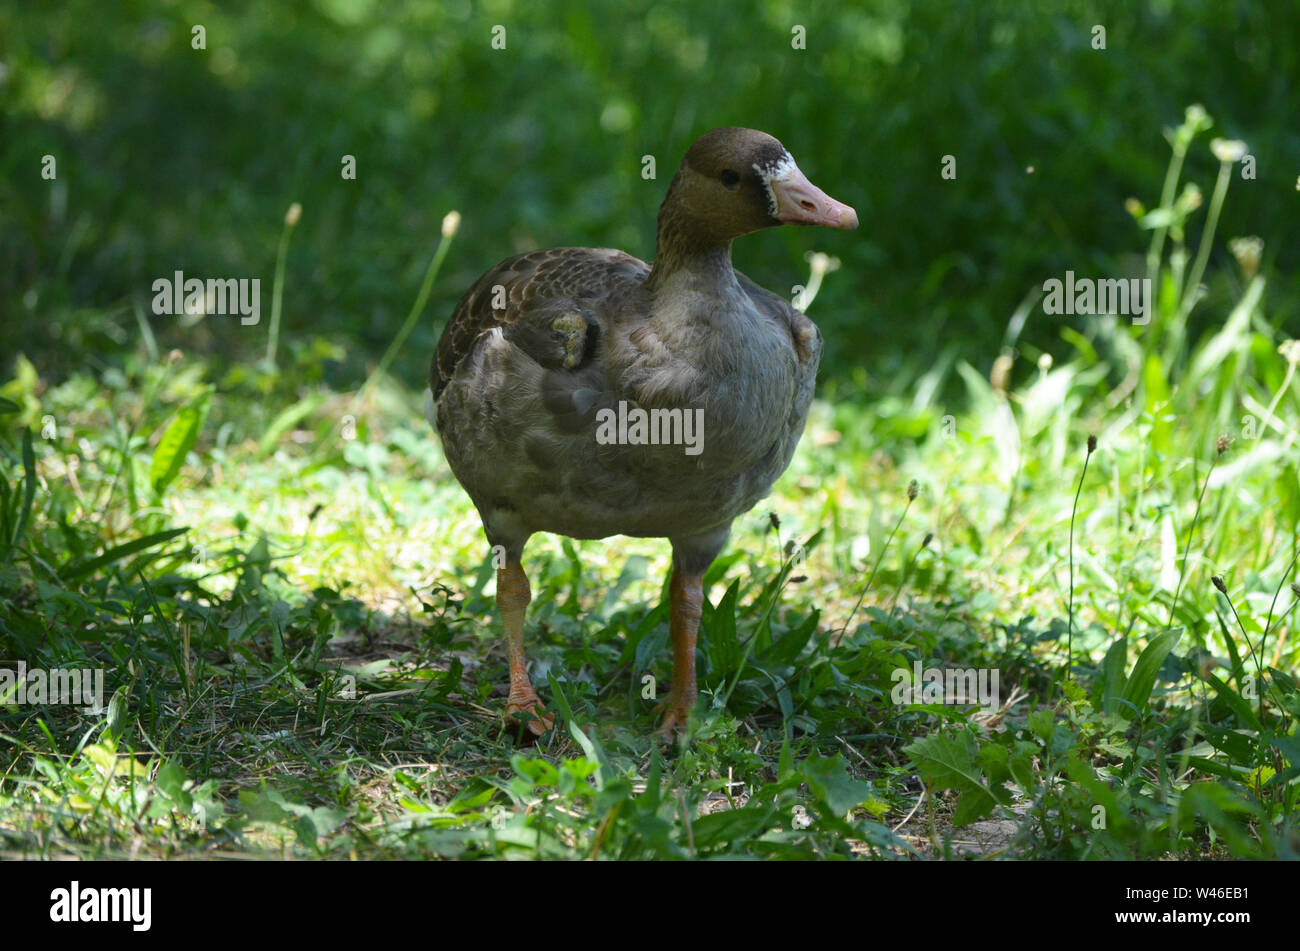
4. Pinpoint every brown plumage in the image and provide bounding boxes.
[427,127,857,738]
